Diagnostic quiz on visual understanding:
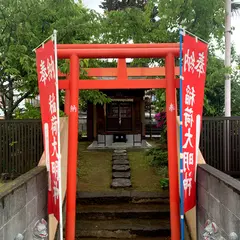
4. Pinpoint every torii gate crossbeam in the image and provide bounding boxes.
[57,44,180,240]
